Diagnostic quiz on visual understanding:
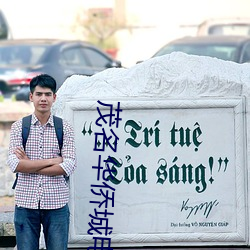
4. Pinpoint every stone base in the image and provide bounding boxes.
[0,236,16,247]
[0,210,15,248]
